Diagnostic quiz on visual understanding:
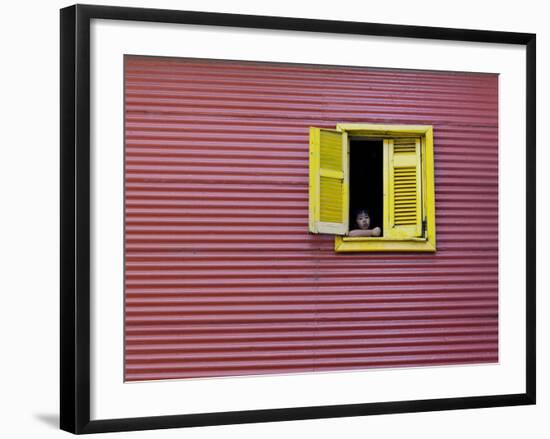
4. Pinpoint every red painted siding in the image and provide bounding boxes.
[124,56,498,381]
